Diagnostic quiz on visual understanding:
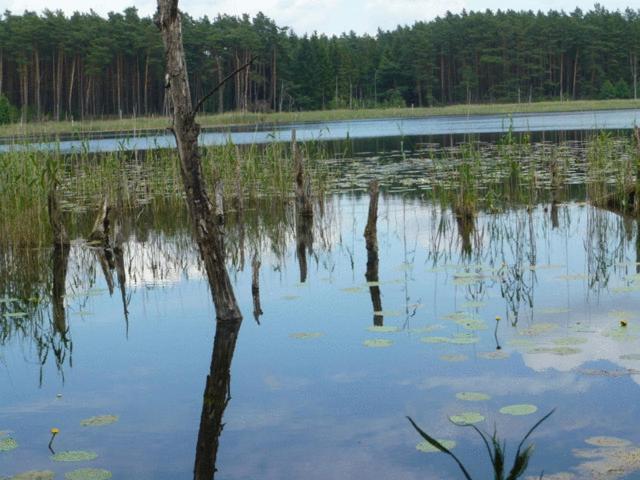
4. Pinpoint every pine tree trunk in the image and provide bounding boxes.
[68,57,76,118]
